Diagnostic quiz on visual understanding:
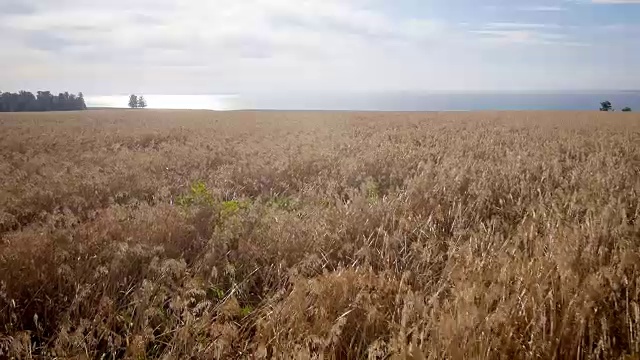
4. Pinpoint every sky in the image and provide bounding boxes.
[0,0,639,97]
